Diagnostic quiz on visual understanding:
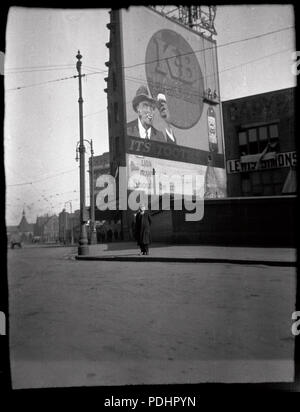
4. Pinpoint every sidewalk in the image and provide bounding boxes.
[75,242,297,266]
